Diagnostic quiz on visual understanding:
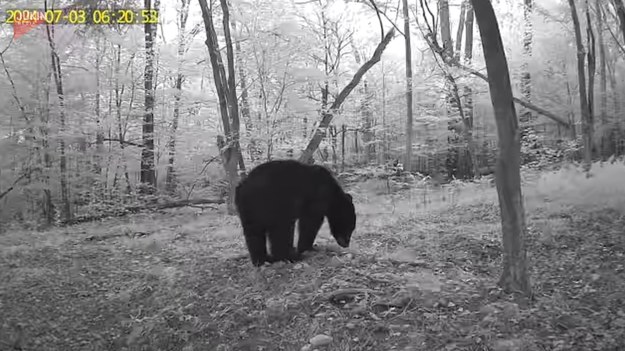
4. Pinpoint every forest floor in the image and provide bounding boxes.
[1,163,625,351]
